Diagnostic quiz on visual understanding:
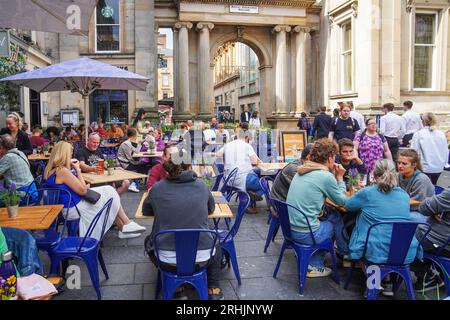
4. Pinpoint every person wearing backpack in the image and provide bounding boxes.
[328,103,360,142]
[297,112,312,139]
[354,118,392,174]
